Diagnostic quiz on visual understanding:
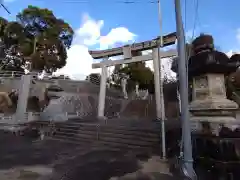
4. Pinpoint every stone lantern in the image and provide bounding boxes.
[188,35,239,134]
[172,34,240,178]
[172,34,239,134]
